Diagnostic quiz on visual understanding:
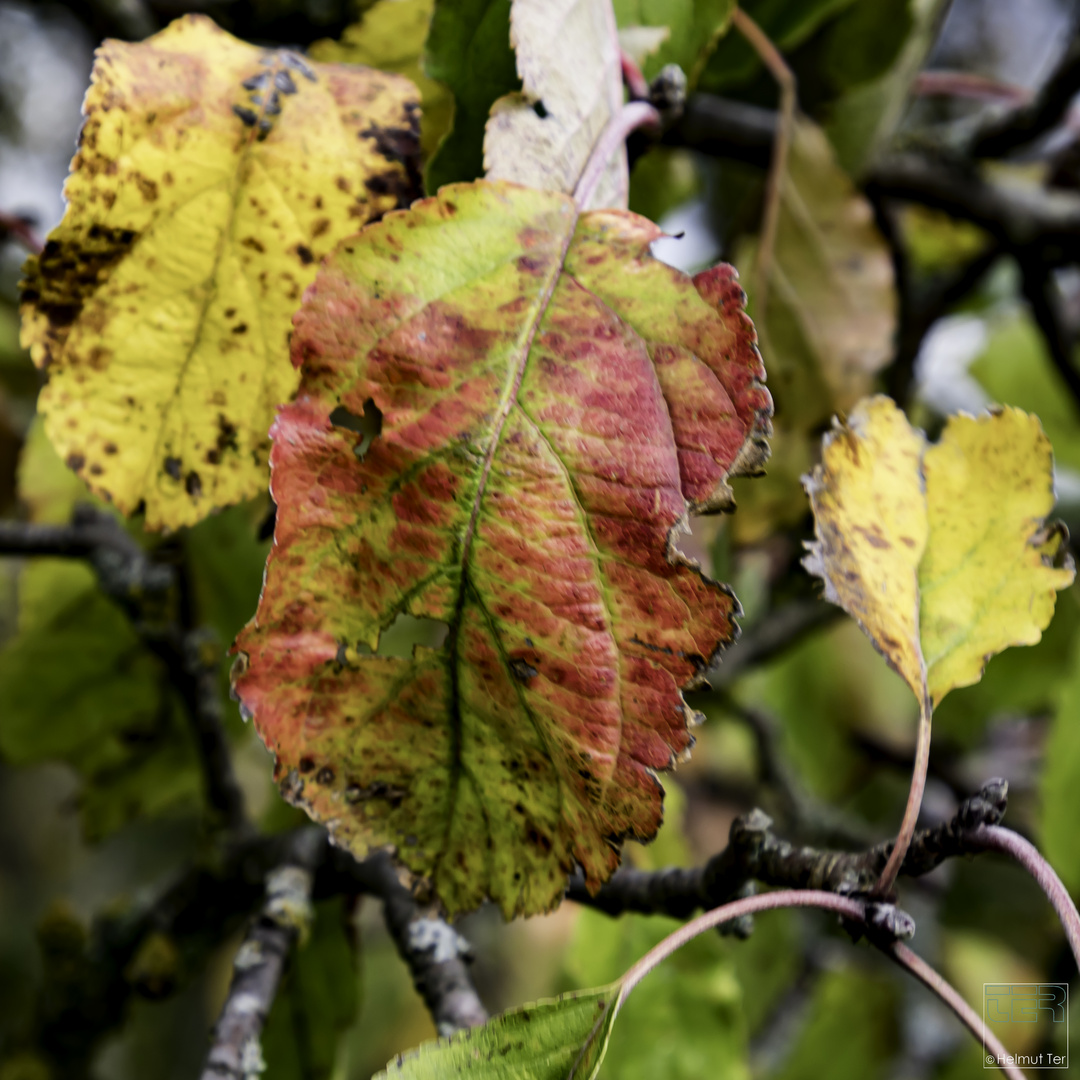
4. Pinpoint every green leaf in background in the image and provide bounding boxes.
[376,986,620,1080]
[824,0,946,175]
[699,0,858,93]
[310,0,453,158]
[423,0,520,190]
[0,420,201,840]
[730,113,895,544]
[0,558,200,840]
[612,0,735,84]
[769,968,898,1080]
[628,148,704,226]
[183,498,271,648]
[263,897,360,1080]
[969,306,1080,476]
[1040,624,1080,895]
